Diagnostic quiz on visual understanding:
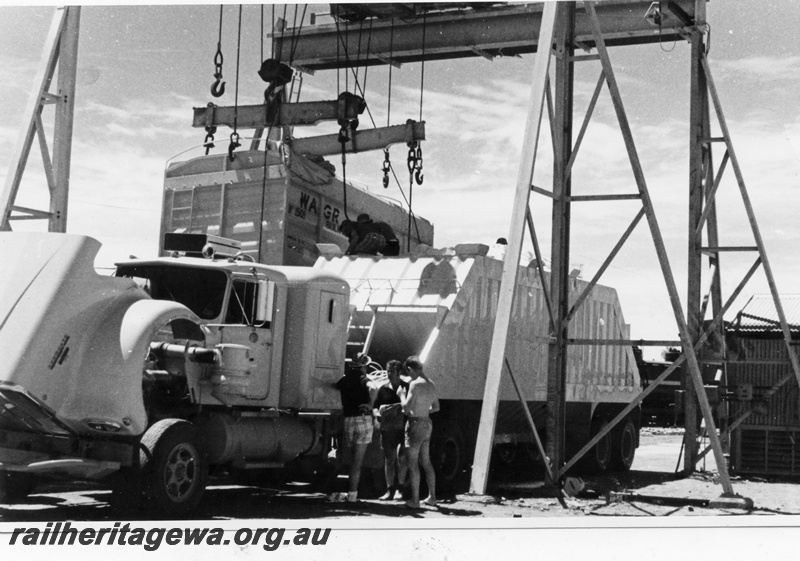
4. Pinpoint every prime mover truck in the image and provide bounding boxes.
[0,231,640,512]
